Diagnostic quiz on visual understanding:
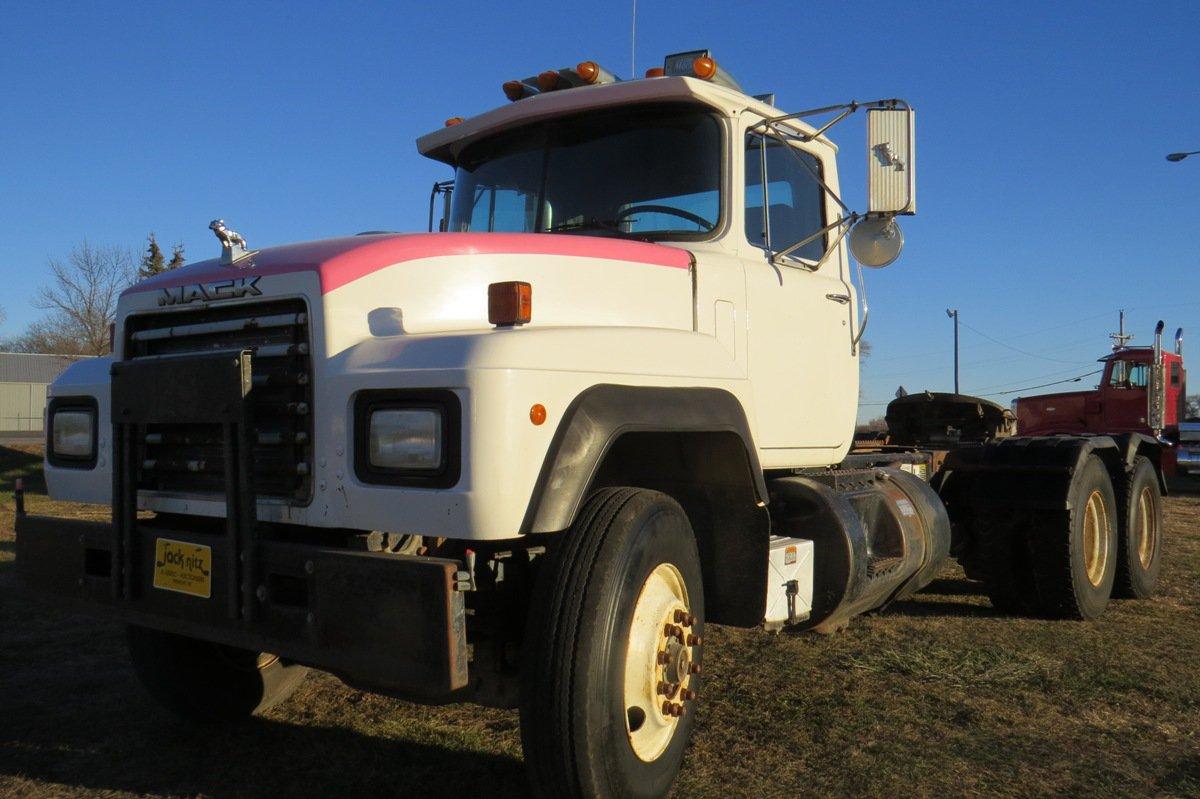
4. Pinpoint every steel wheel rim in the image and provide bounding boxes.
[1082,489,1110,587]
[623,562,697,762]
[1135,486,1157,569]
